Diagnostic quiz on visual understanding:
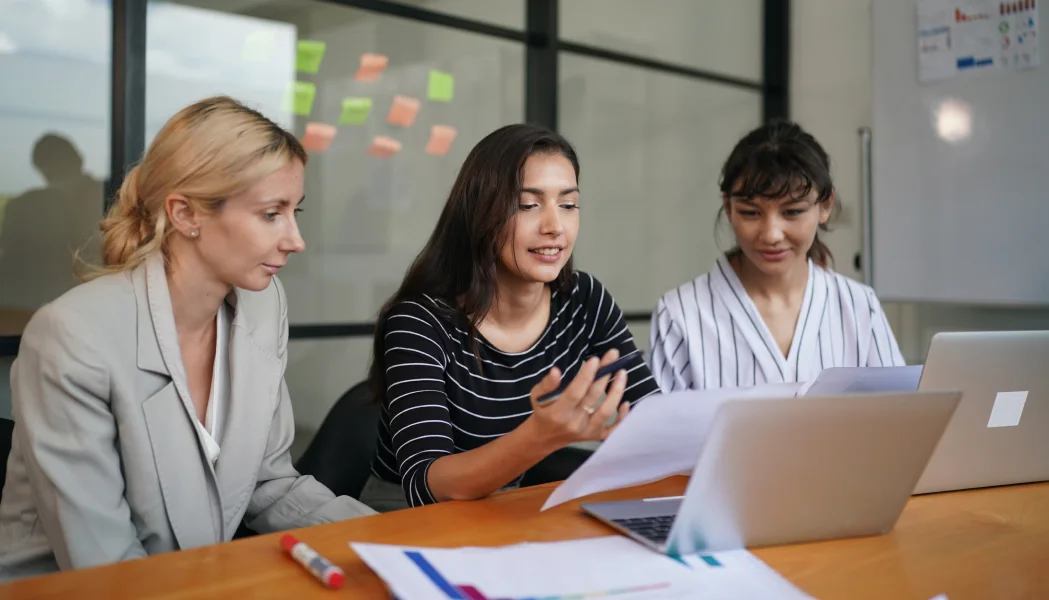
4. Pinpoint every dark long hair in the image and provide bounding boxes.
[717,119,839,268]
[368,124,580,402]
